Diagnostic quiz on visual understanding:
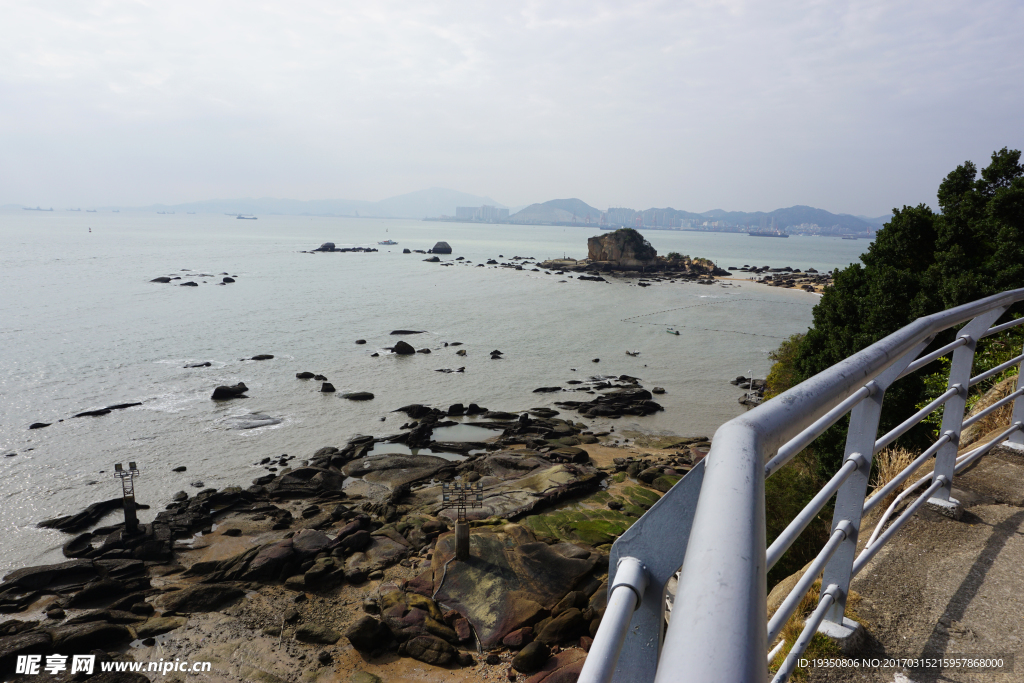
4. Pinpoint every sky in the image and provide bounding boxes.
[1,0,1022,216]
